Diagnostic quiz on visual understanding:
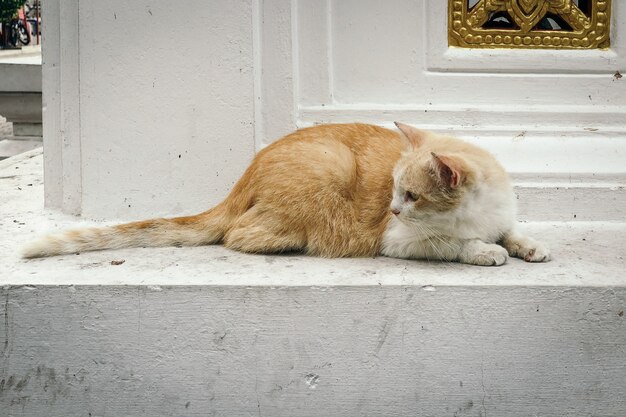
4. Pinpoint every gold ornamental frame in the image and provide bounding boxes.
[448,0,612,49]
